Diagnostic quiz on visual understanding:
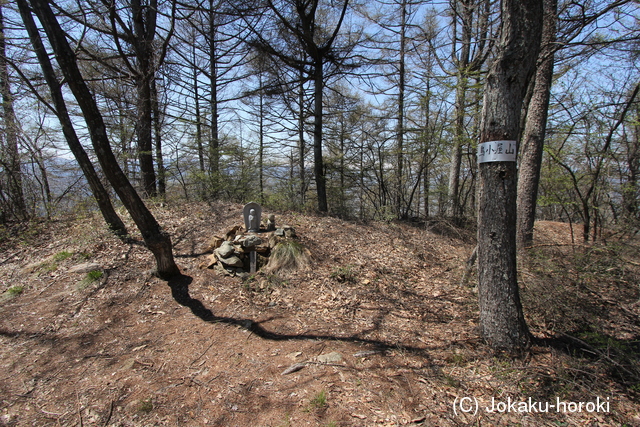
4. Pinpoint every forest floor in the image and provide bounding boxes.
[1,201,639,427]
